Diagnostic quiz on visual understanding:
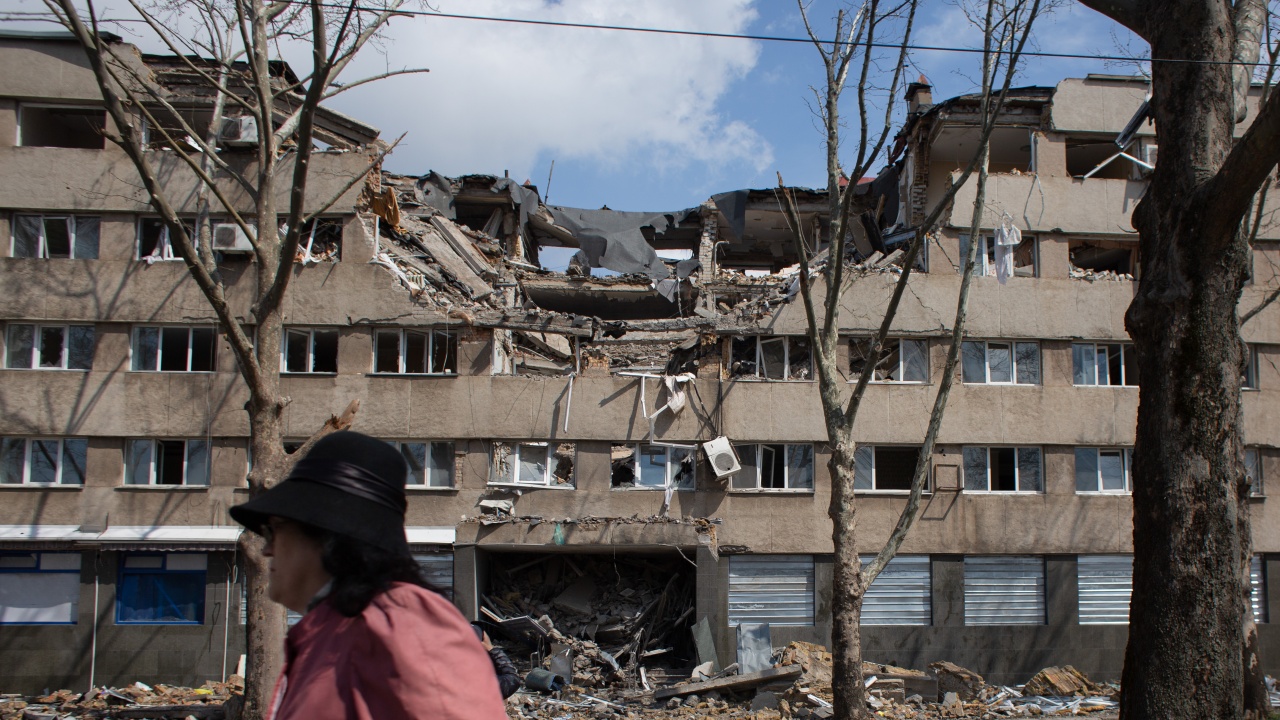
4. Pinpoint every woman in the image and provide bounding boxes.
[229,431,508,720]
